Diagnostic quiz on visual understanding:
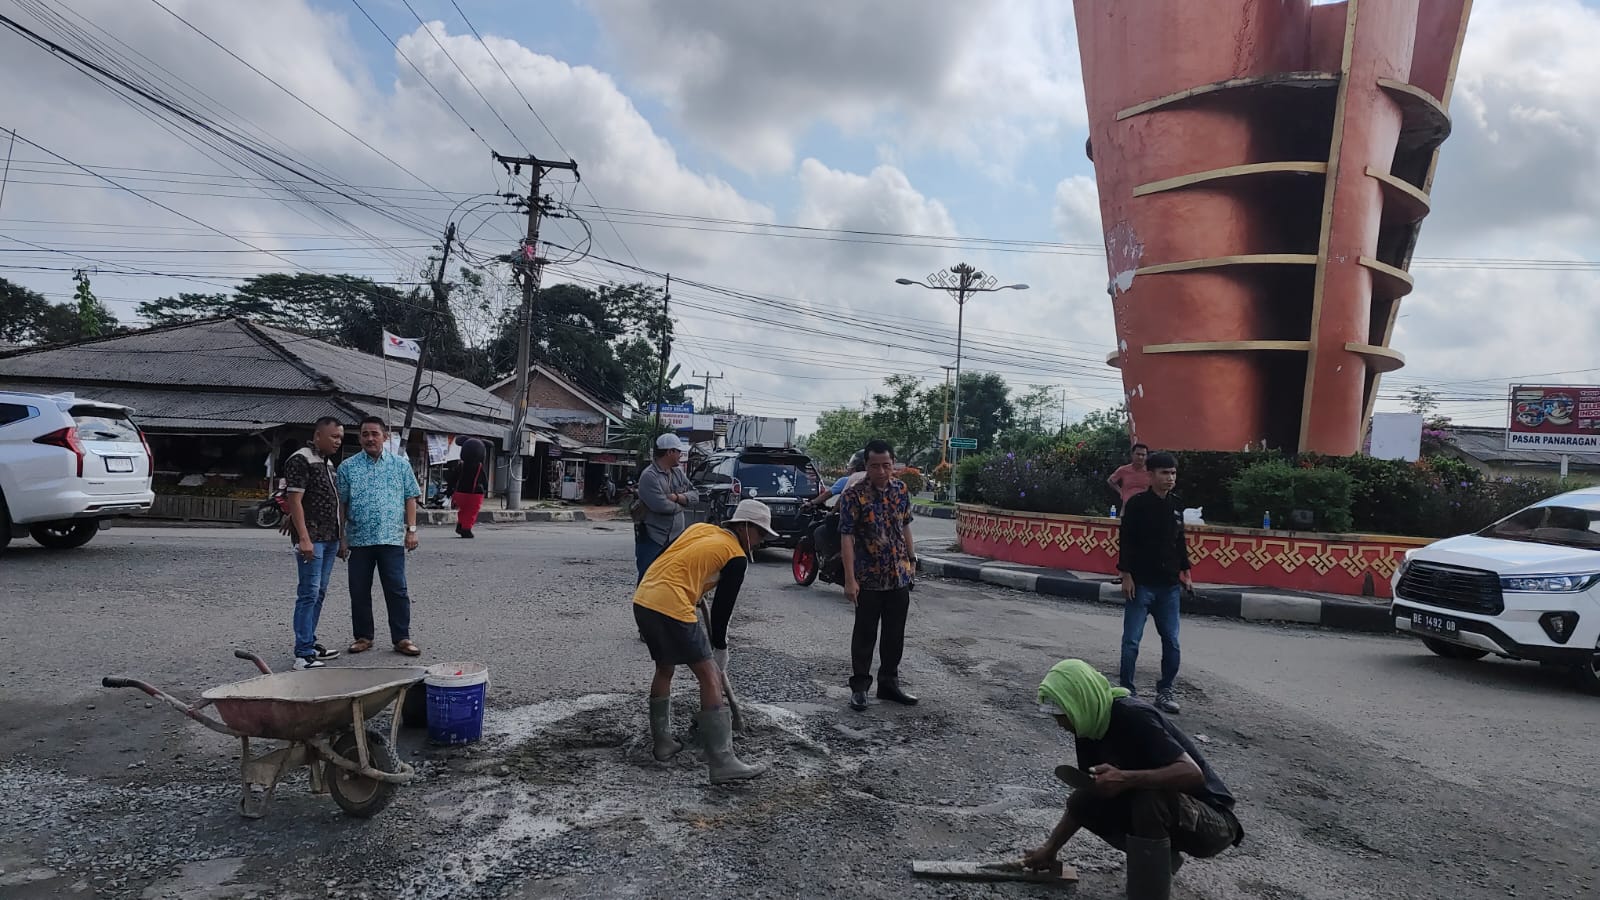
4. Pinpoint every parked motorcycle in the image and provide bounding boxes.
[791,501,844,587]
[254,487,289,529]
